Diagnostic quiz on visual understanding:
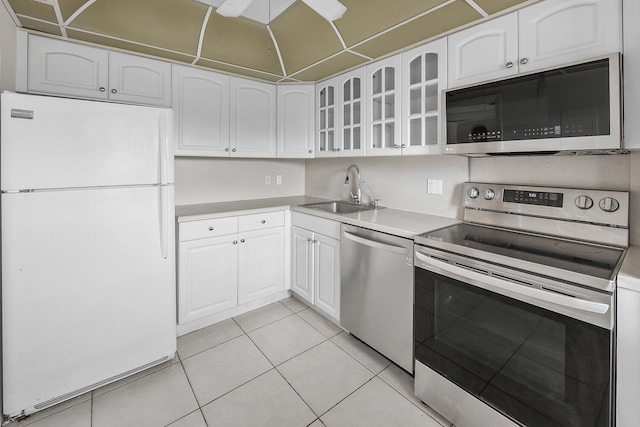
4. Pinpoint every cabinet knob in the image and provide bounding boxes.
[225,148,230,152]
[393,144,399,149]
[308,150,313,154]
[261,220,266,224]
[520,57,529,65]
[506,61,514,68]
[241,239,246,243]
[111,89,117,94]
[233,240,238,244]
[307,238,312,242]
[312,239,318,244]
[208,226,214,231]
[401,144,406,149]
[99,87,106,92]
[232,148,237,152]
